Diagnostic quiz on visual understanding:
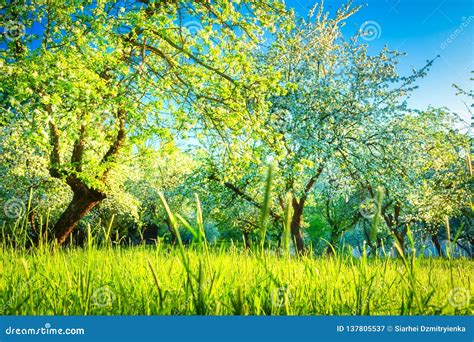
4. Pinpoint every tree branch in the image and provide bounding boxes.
[208,174,281,221]
[71,124,86,172]
[48,119,62,179]
[101,109,126,181]
[150,29,238,86]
